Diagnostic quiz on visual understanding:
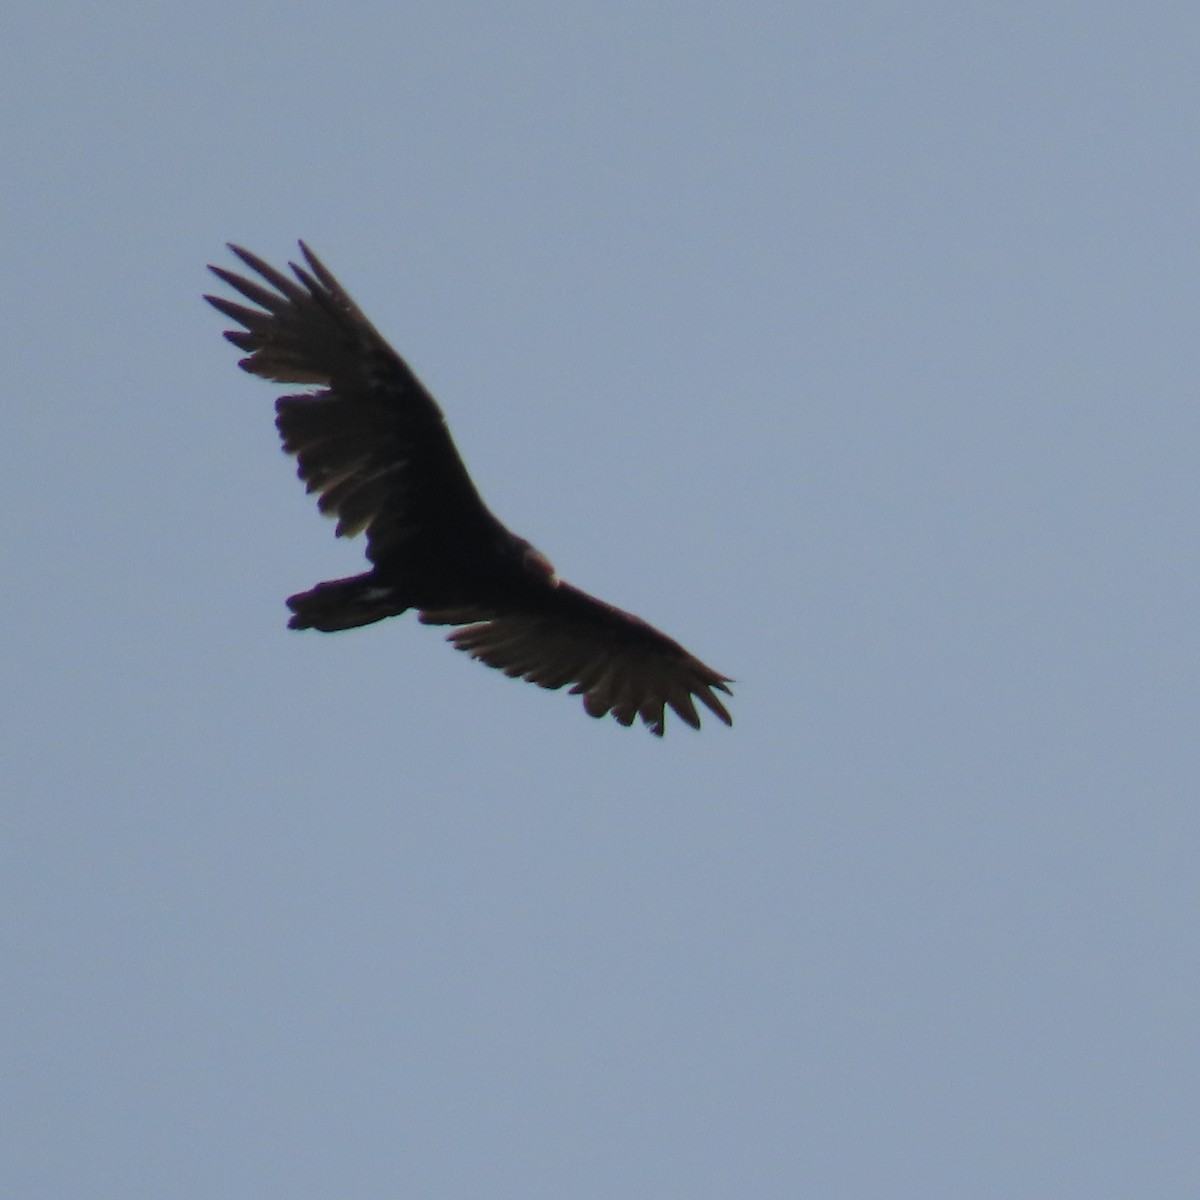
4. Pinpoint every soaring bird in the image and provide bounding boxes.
[205,243,732,735]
